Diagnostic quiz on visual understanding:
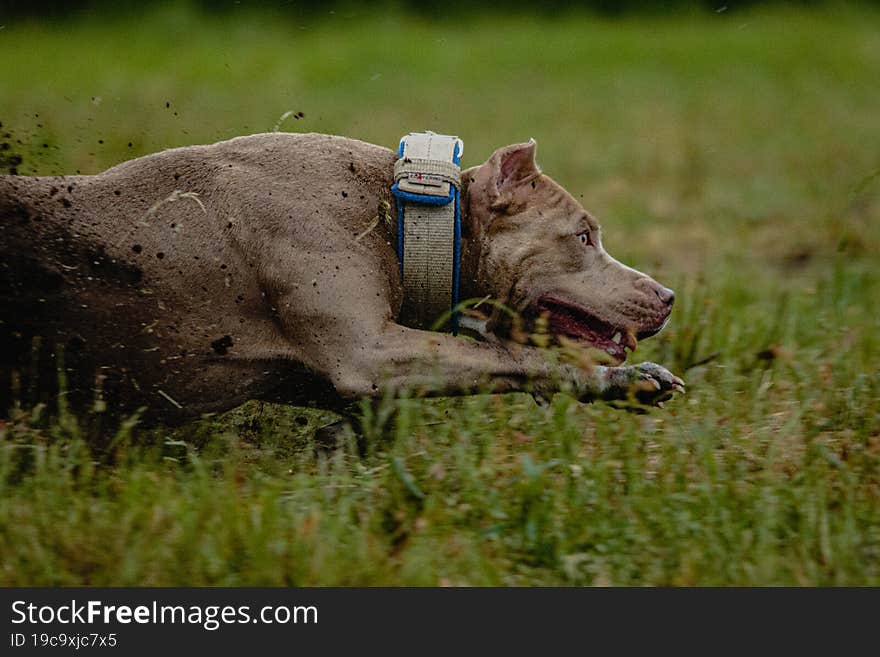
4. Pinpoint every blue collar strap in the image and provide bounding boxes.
[391,132,463,333]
